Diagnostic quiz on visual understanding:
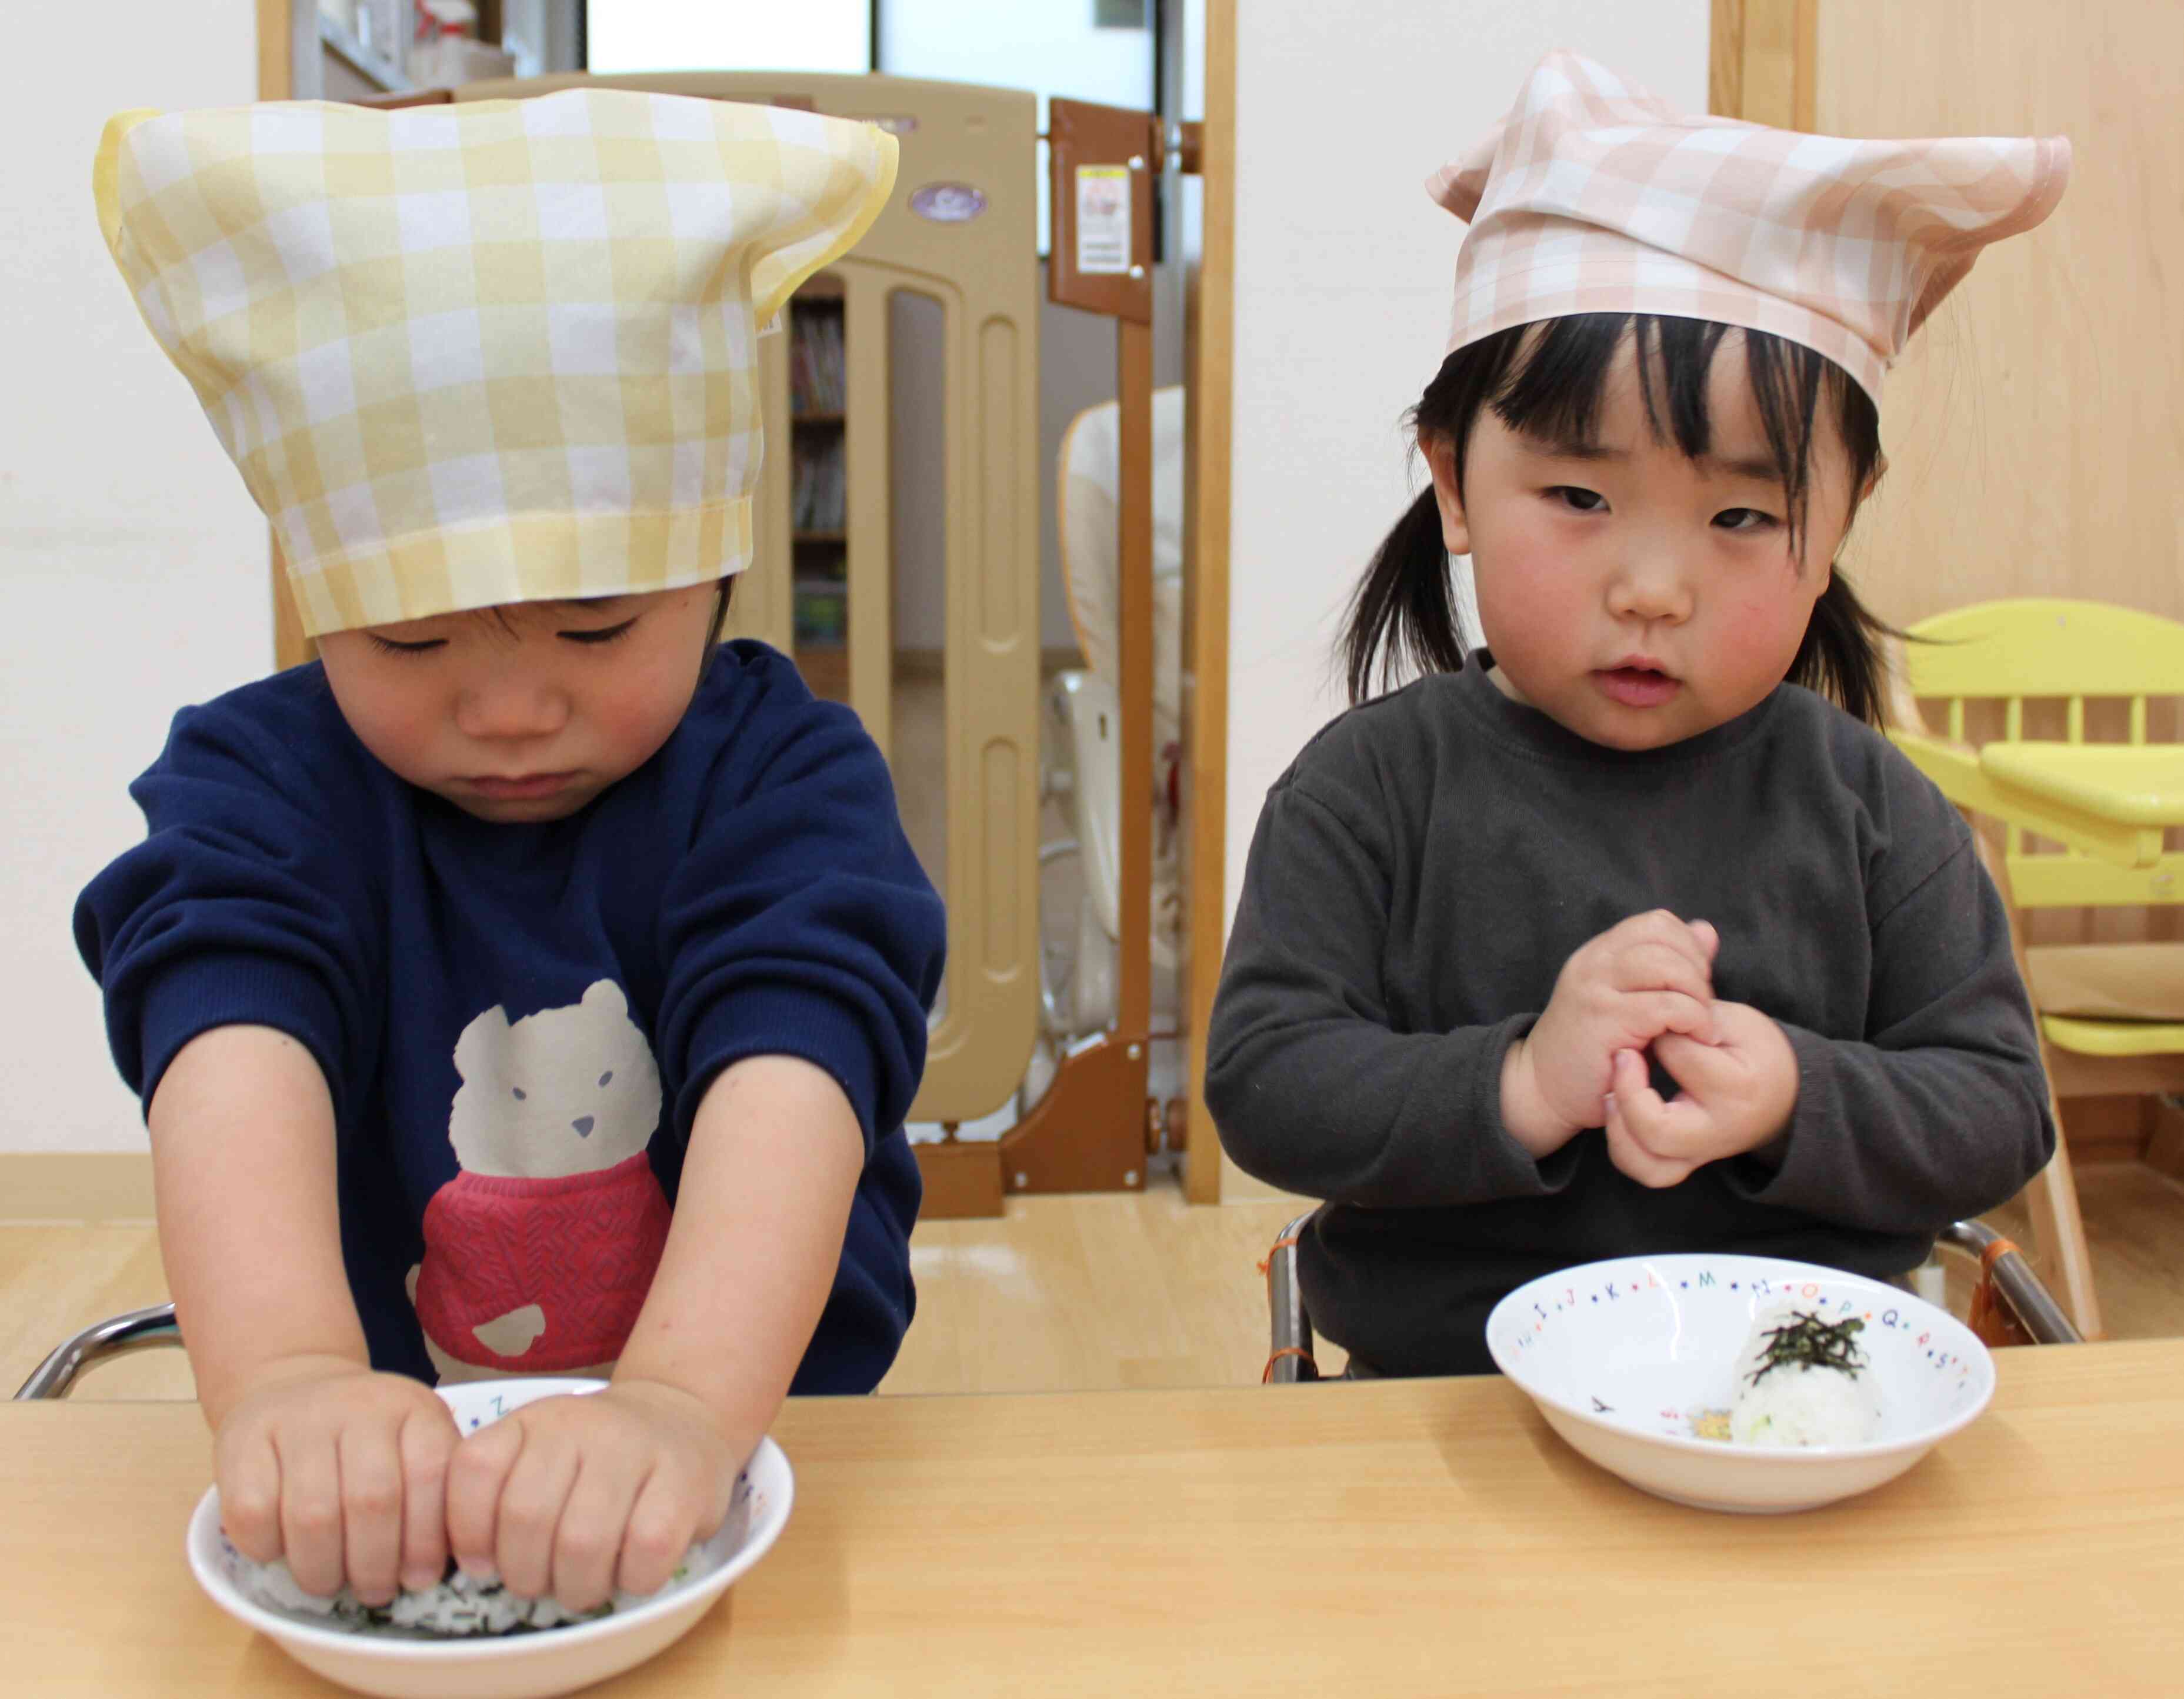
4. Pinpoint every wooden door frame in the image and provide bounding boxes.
[1179,0,1234,1203]
[258,0,314,669]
